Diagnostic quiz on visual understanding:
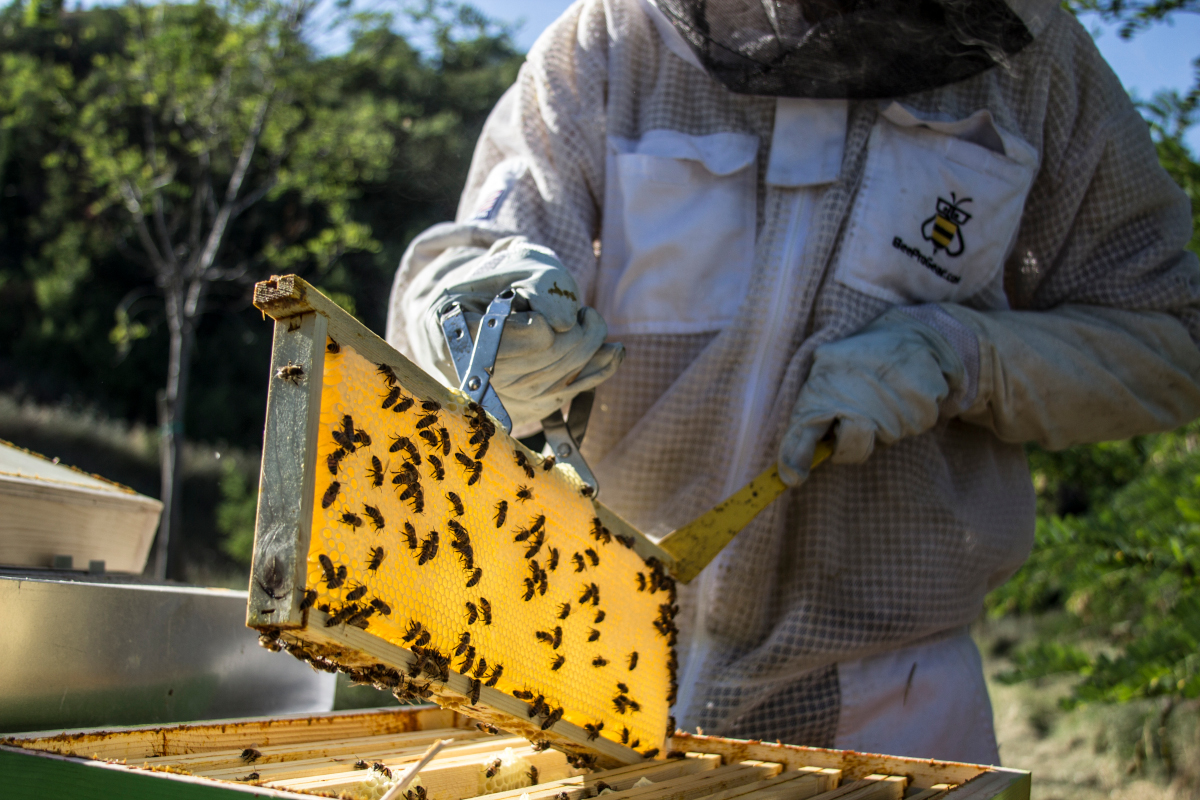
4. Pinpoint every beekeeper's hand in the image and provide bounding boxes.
[778,308,967,486]
[407,236,624,429]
